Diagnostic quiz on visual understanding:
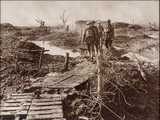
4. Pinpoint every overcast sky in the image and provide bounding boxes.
[1,1,159,26]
